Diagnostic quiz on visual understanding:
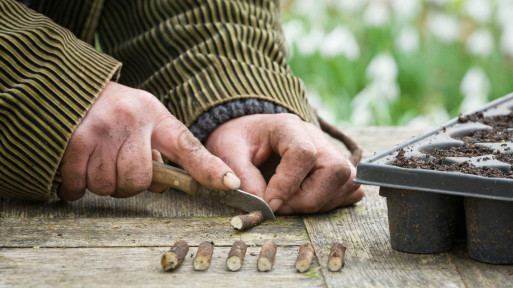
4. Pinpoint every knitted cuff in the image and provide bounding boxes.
[189,99,289,142]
